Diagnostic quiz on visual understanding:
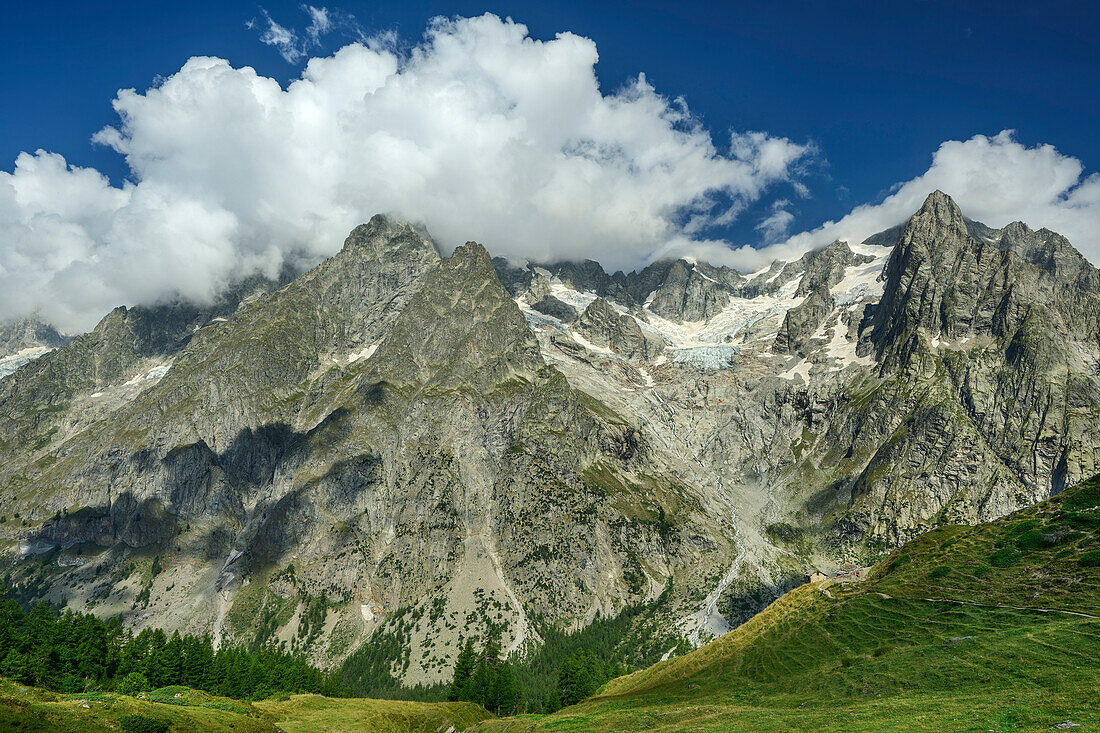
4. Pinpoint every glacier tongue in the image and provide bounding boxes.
[0,346,53,380]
